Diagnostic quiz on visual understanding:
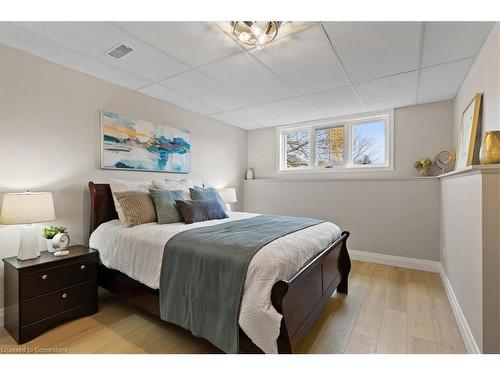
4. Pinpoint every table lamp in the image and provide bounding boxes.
[217,187,237,211]
[0,192,56,260]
